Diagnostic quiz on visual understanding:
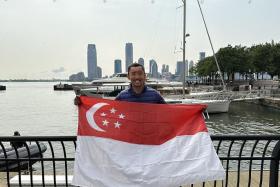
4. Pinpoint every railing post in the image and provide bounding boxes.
[269,140,280,187]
